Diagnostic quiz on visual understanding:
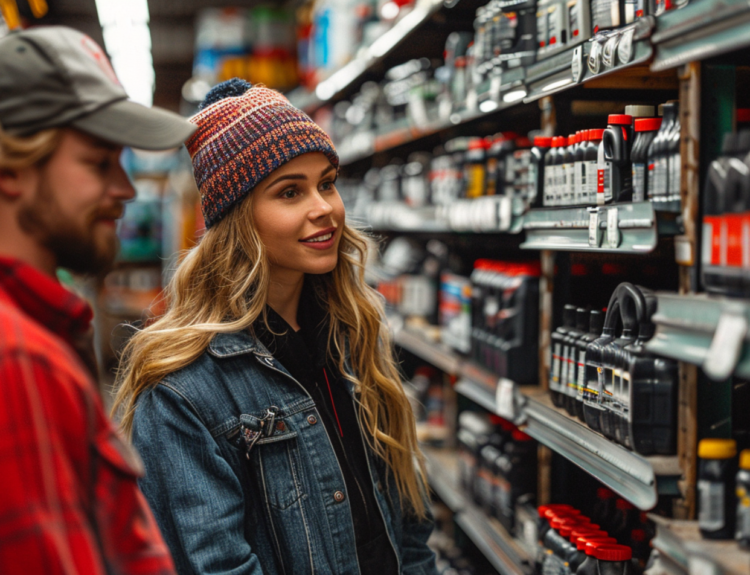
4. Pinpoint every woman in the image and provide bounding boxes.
[113,80,437,575]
